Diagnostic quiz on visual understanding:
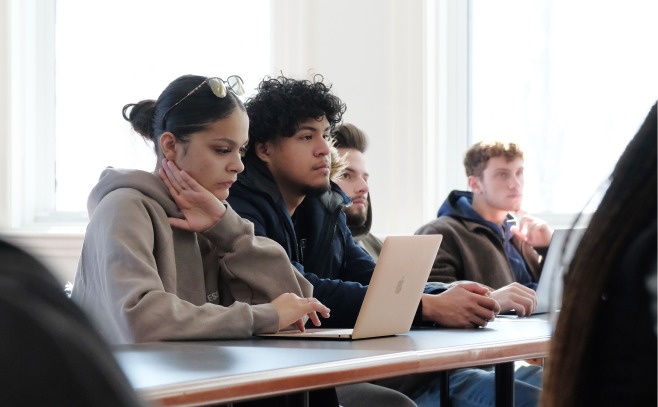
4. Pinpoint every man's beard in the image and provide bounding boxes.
[345,208,367,228]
